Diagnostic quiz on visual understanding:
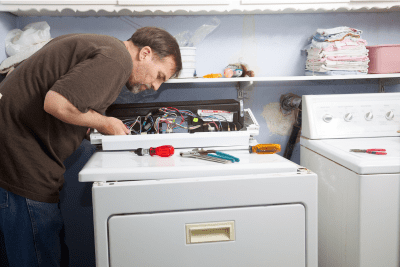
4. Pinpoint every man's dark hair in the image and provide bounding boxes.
[129,27,182,78]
